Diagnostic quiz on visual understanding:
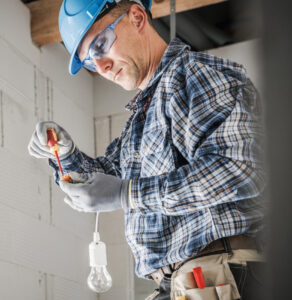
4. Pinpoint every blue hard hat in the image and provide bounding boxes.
[59,0,152,75]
